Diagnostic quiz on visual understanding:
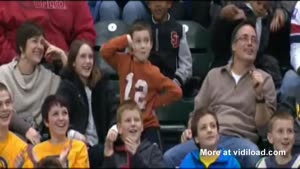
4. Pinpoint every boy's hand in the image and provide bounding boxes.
[104,128,118,157]
[250,70,265,99]
[270,9,286,32]
[126,34,133,49]
[59,141,72,168]
[220,4,246,21]
[124,137,140,155]
[181,129,192,143]
[25,127,40,145]
[14,150,25,168]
